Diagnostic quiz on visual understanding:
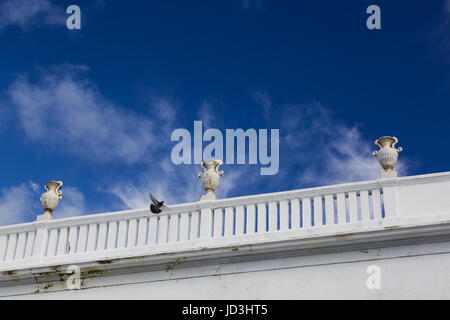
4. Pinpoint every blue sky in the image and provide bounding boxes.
[0,0,449,225]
